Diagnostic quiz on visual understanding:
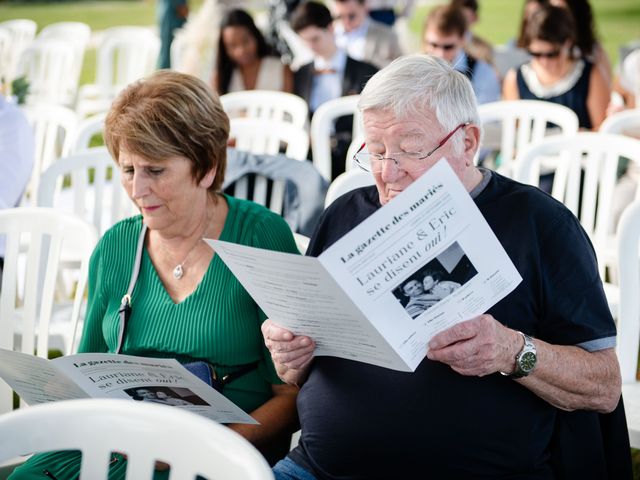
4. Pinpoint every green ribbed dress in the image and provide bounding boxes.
[9,195,299,480]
